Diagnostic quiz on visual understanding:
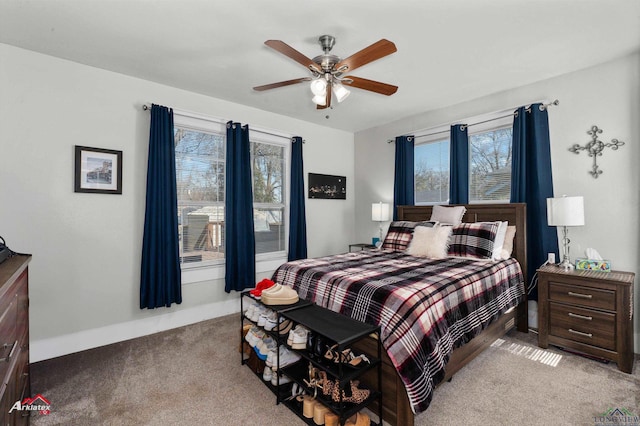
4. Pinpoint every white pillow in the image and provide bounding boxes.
[406,226,452,259]
[430,205,466,225]
[500,226,516,259]
[491,221,508,260]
